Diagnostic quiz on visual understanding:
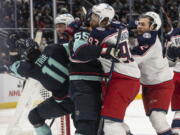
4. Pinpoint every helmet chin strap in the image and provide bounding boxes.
[99,18,110,27]
[150,23,157,31]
